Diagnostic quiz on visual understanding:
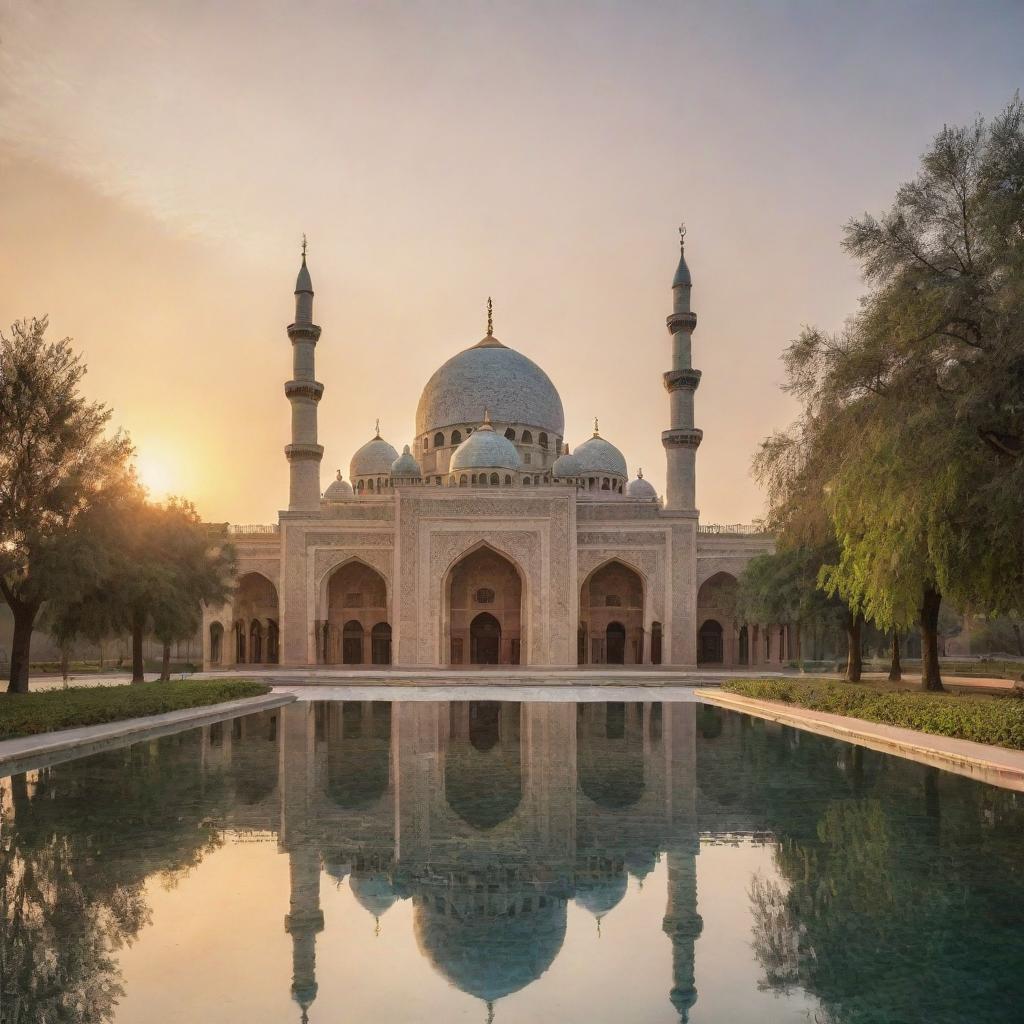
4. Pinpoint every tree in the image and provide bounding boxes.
[0,318,136,693]
[737,546,846,672]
